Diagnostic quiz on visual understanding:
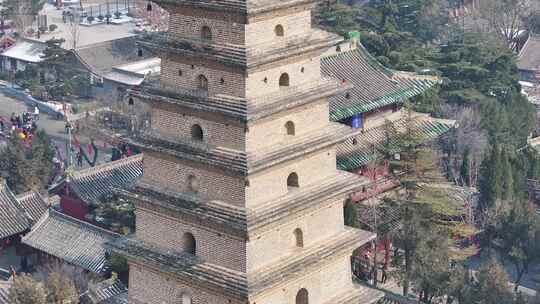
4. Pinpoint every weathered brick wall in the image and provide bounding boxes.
[142,152,246,207]
[246,57,321,99]
[250,255,354,304]
[246,148,337,207]
[245,10,311,46]
[168,9,245,45]
[246,99,329,151]
[151,103,246,151]
[246,200,344,271]
[160,54,246,98]
[129,263,243,304]
[135,209,247,272]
